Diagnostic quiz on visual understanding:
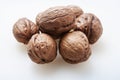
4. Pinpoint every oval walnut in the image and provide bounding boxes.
[36,5,83,38]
